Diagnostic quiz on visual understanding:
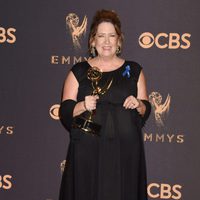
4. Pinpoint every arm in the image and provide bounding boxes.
[136,70,151,125]
[123,69,151,124]
[62,71,99,117]
[136,70,148,116]
[60,70,99,131]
